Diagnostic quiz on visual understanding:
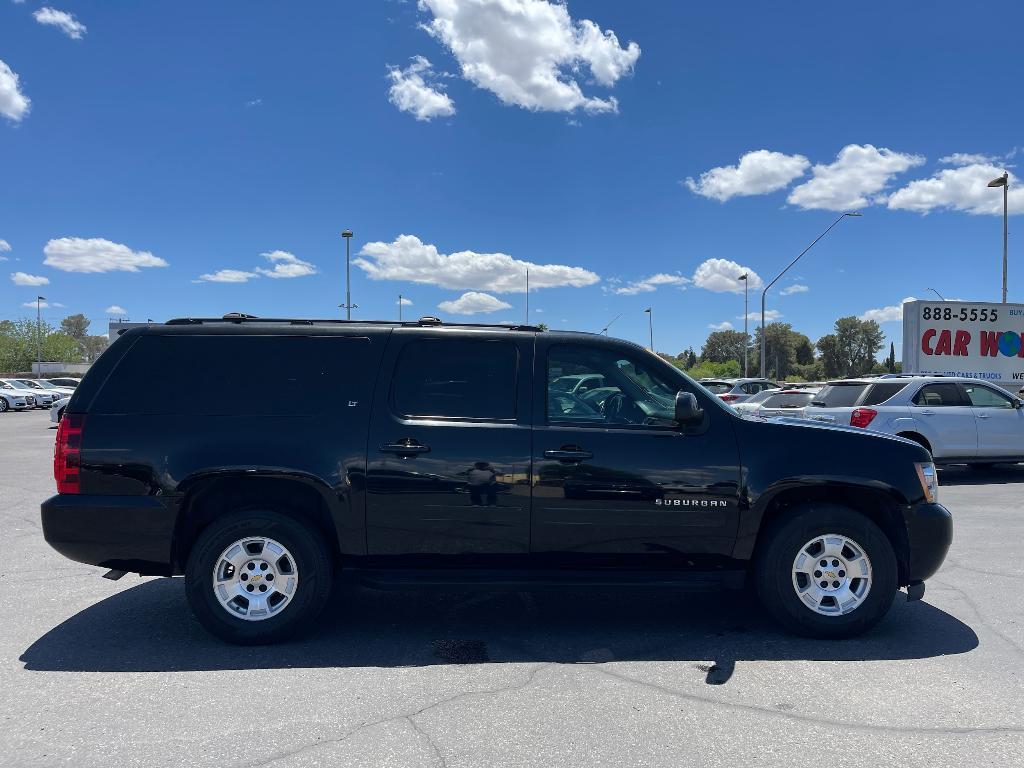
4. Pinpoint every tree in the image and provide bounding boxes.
[0,318,84,372]
[676,346,698,369]
[752,322,802,379]
[60,313,90,340]
[700,330,748,365]
[886,342,896,373]
[816,317,885,377]
[794,334,815,366]
[687,347,697,369]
